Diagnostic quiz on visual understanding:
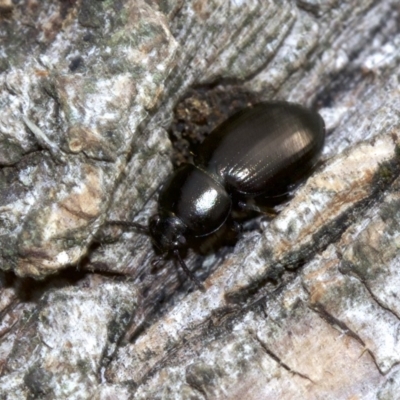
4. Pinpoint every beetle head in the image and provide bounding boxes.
[149,213,187,253]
